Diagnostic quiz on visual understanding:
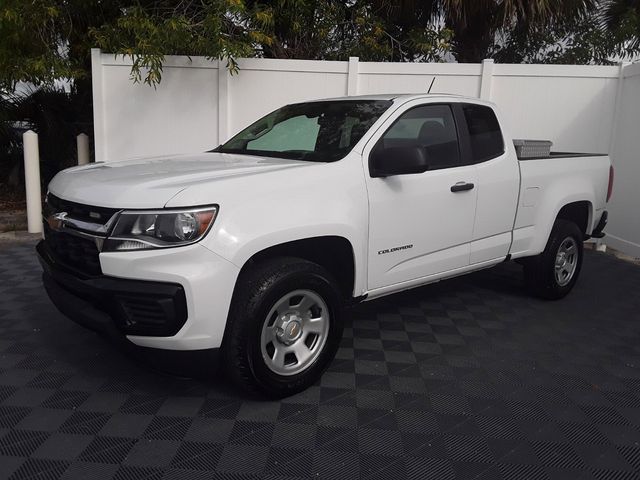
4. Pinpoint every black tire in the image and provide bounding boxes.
[524,219,584,300]
[221,257,344,398]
